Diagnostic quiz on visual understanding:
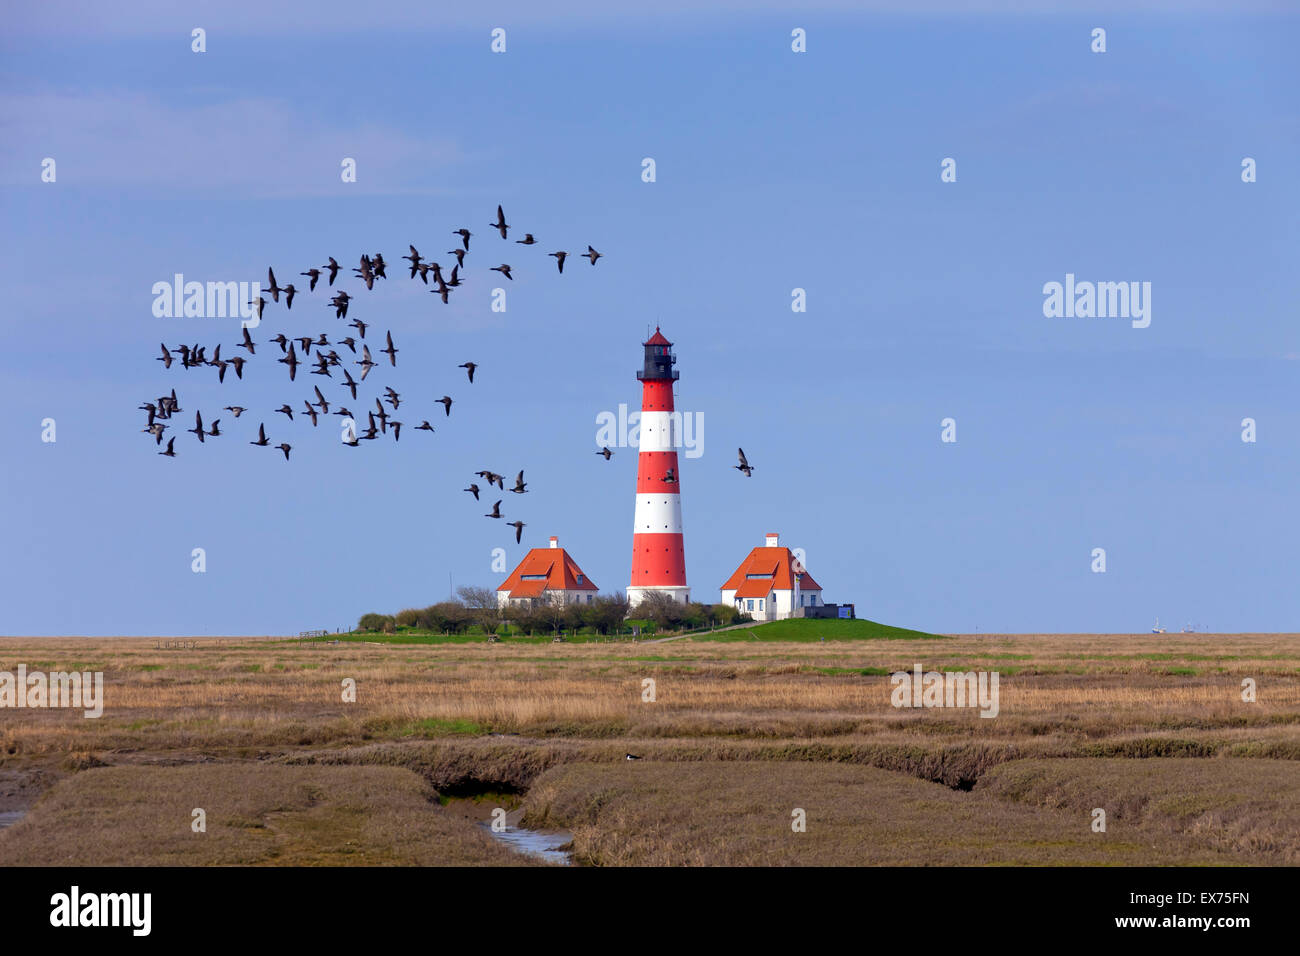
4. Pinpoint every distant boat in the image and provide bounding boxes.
[1151,618,1166,634]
